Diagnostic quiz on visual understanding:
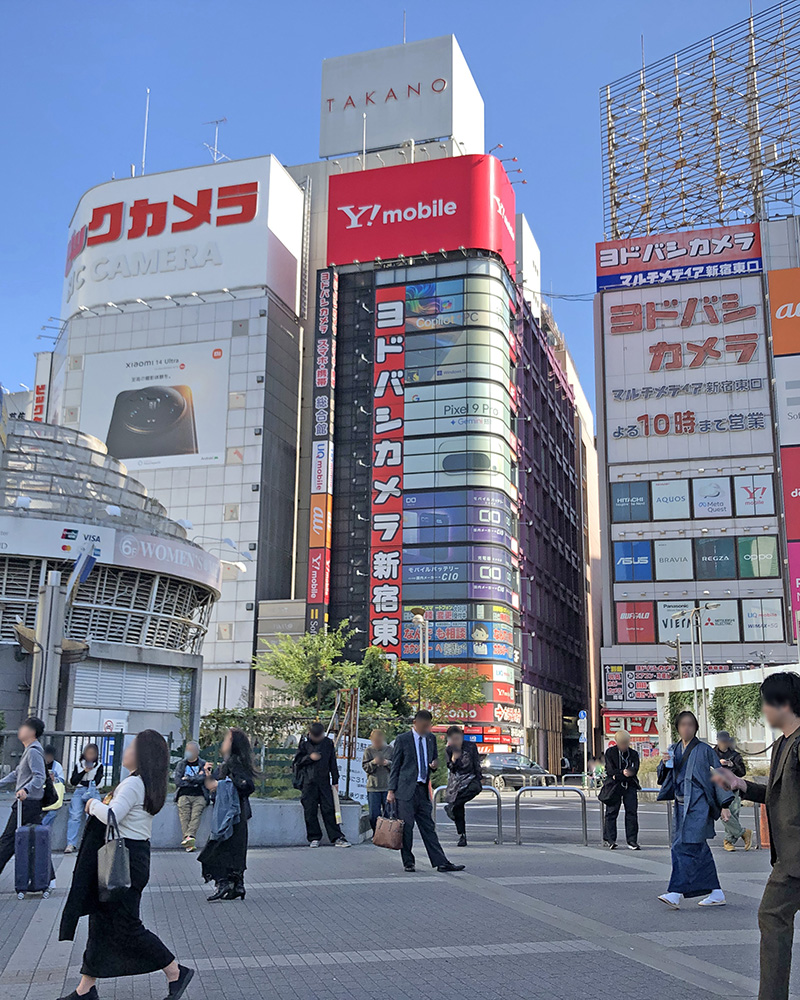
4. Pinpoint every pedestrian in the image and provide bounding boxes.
[444,725,483,847]
[293,722,350,848]
[657,710,733,909]
[601,729,641,851]
[58,729,194,1000]
[173,740,209,852]
[198,727,256,900]
[387,710,465,874]
[0,717,55,883]
[712,730,752,851]
[714,672,800,1000]
[41,743,66,832]
[65,743,103,854]
[361,729,393,833]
